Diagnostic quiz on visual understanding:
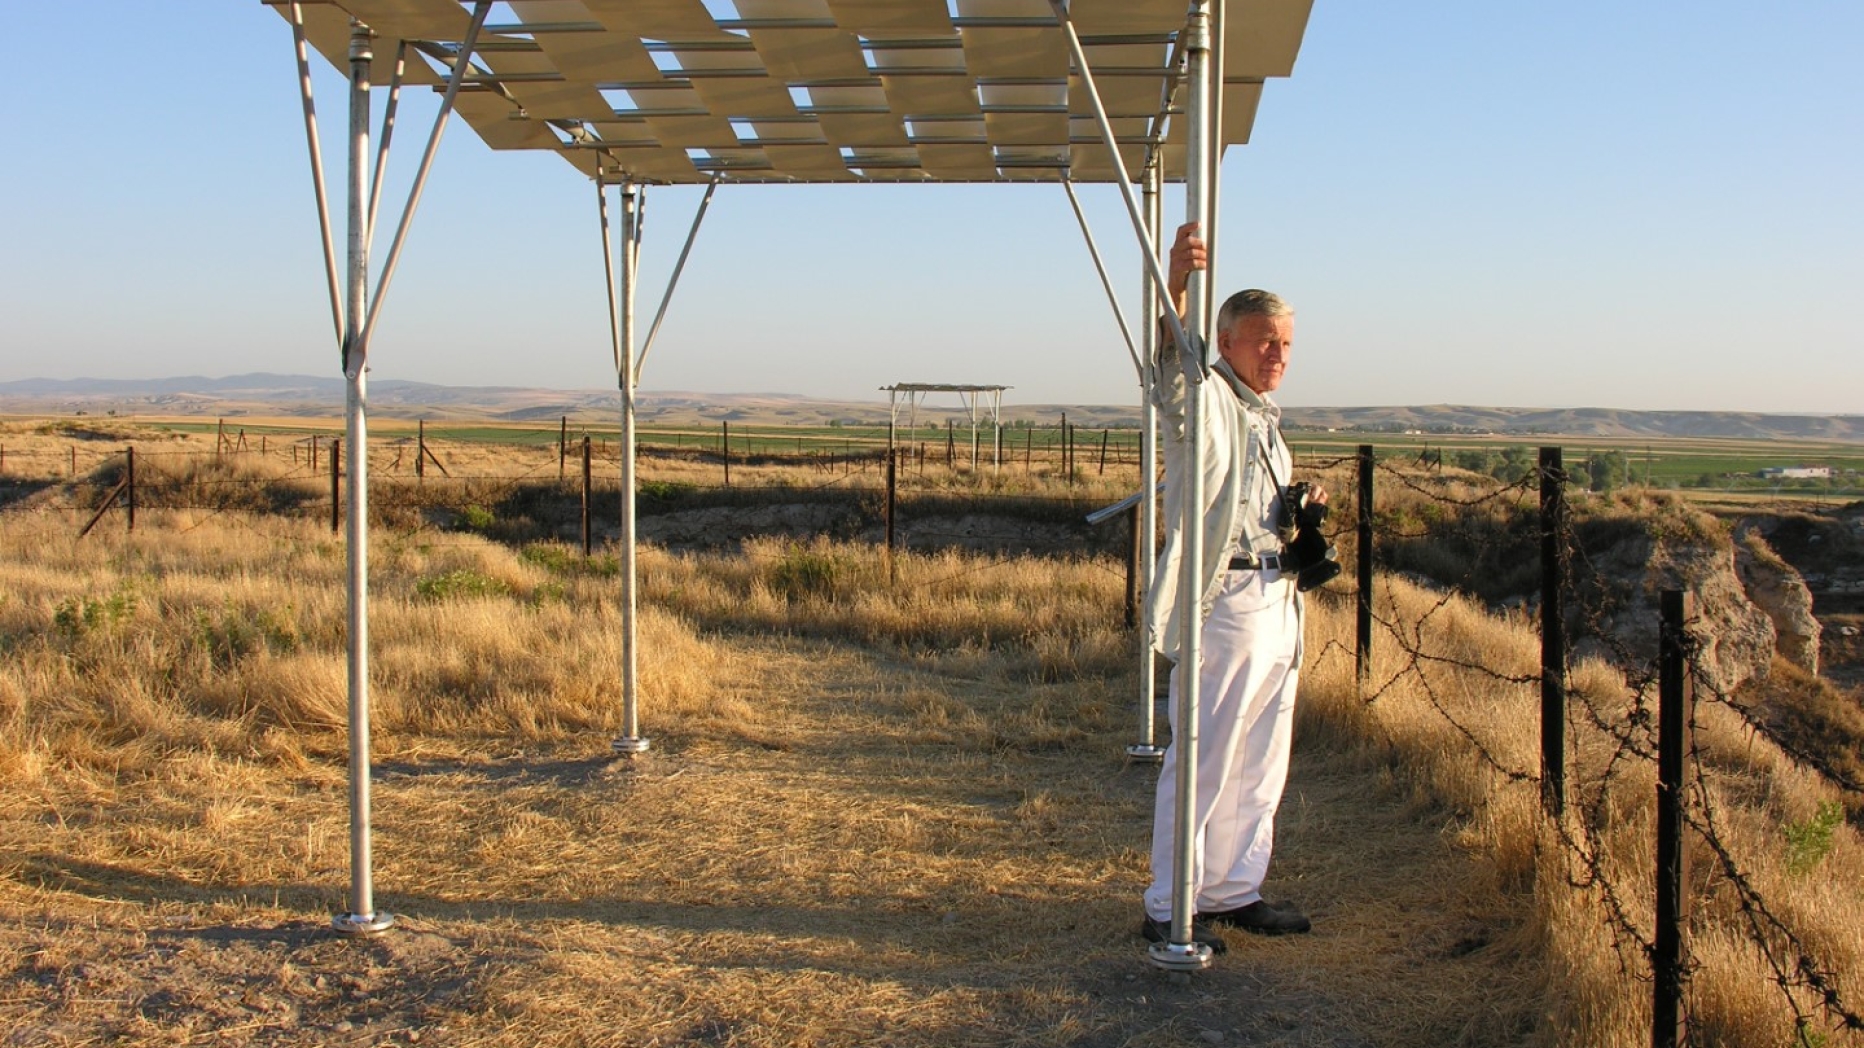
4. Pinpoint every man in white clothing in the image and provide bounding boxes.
[1141,221,1326,953]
